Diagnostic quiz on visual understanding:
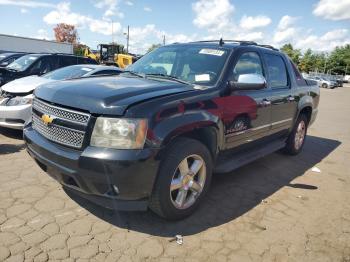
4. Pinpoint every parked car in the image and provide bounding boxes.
[344,75,350,83]
[24,40,319,220]
[332,75,343,87]
[0,65,122,130]
[0,52,27,68]
[313,76,337,89]
[0,53,97,86]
